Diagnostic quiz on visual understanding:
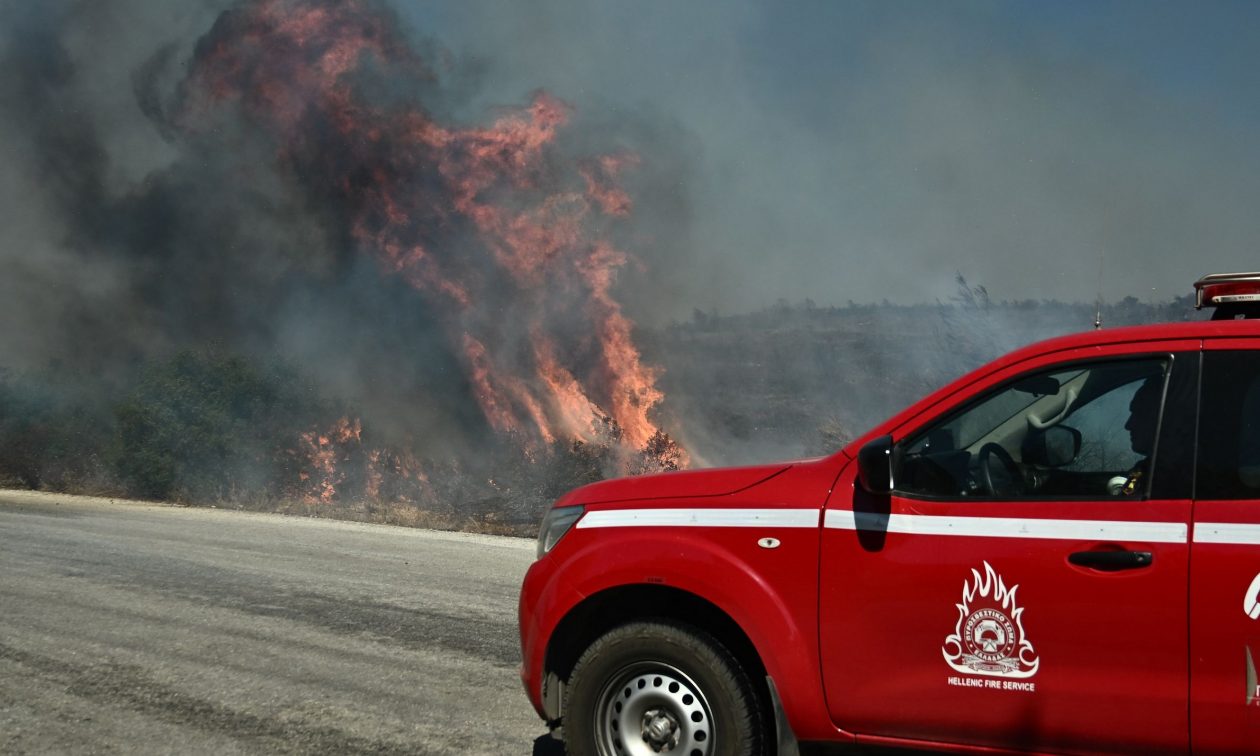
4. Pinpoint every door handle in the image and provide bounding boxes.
[1068,550,1153,571]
